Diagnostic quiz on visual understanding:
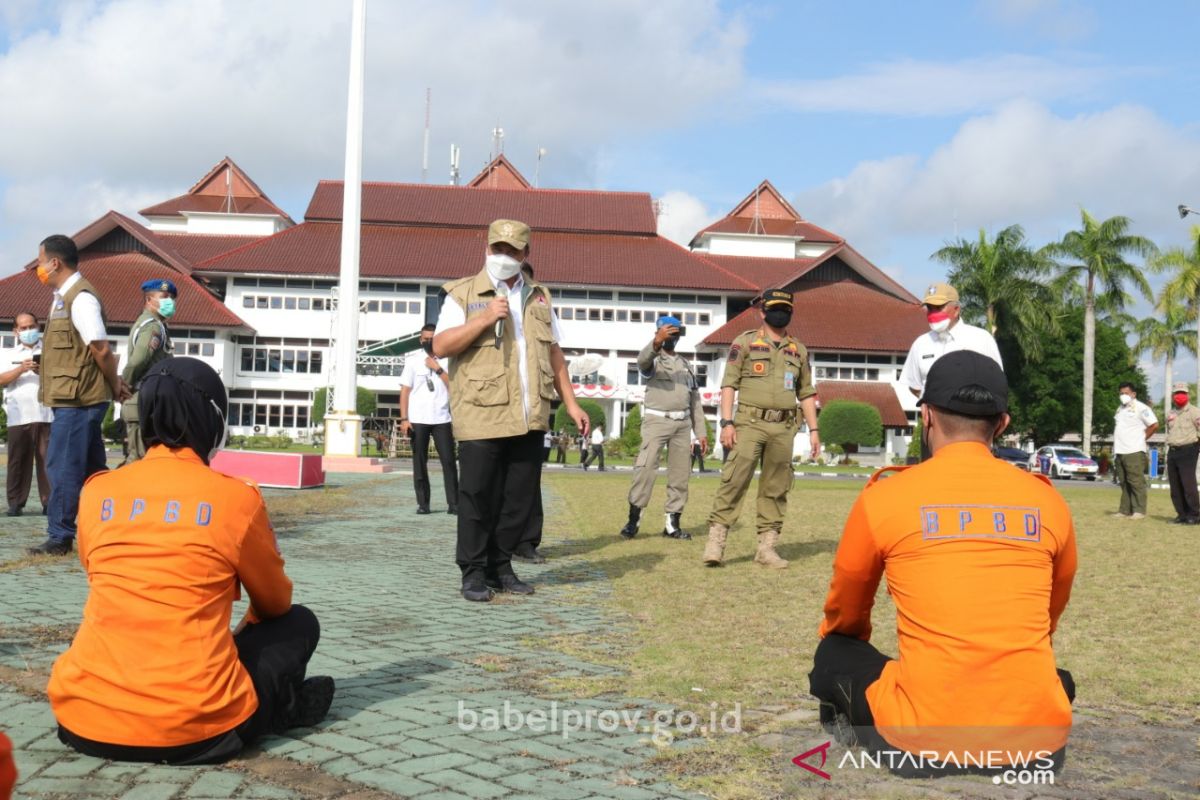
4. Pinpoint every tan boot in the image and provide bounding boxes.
[754,530,788,569]
[702,523,729,567]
